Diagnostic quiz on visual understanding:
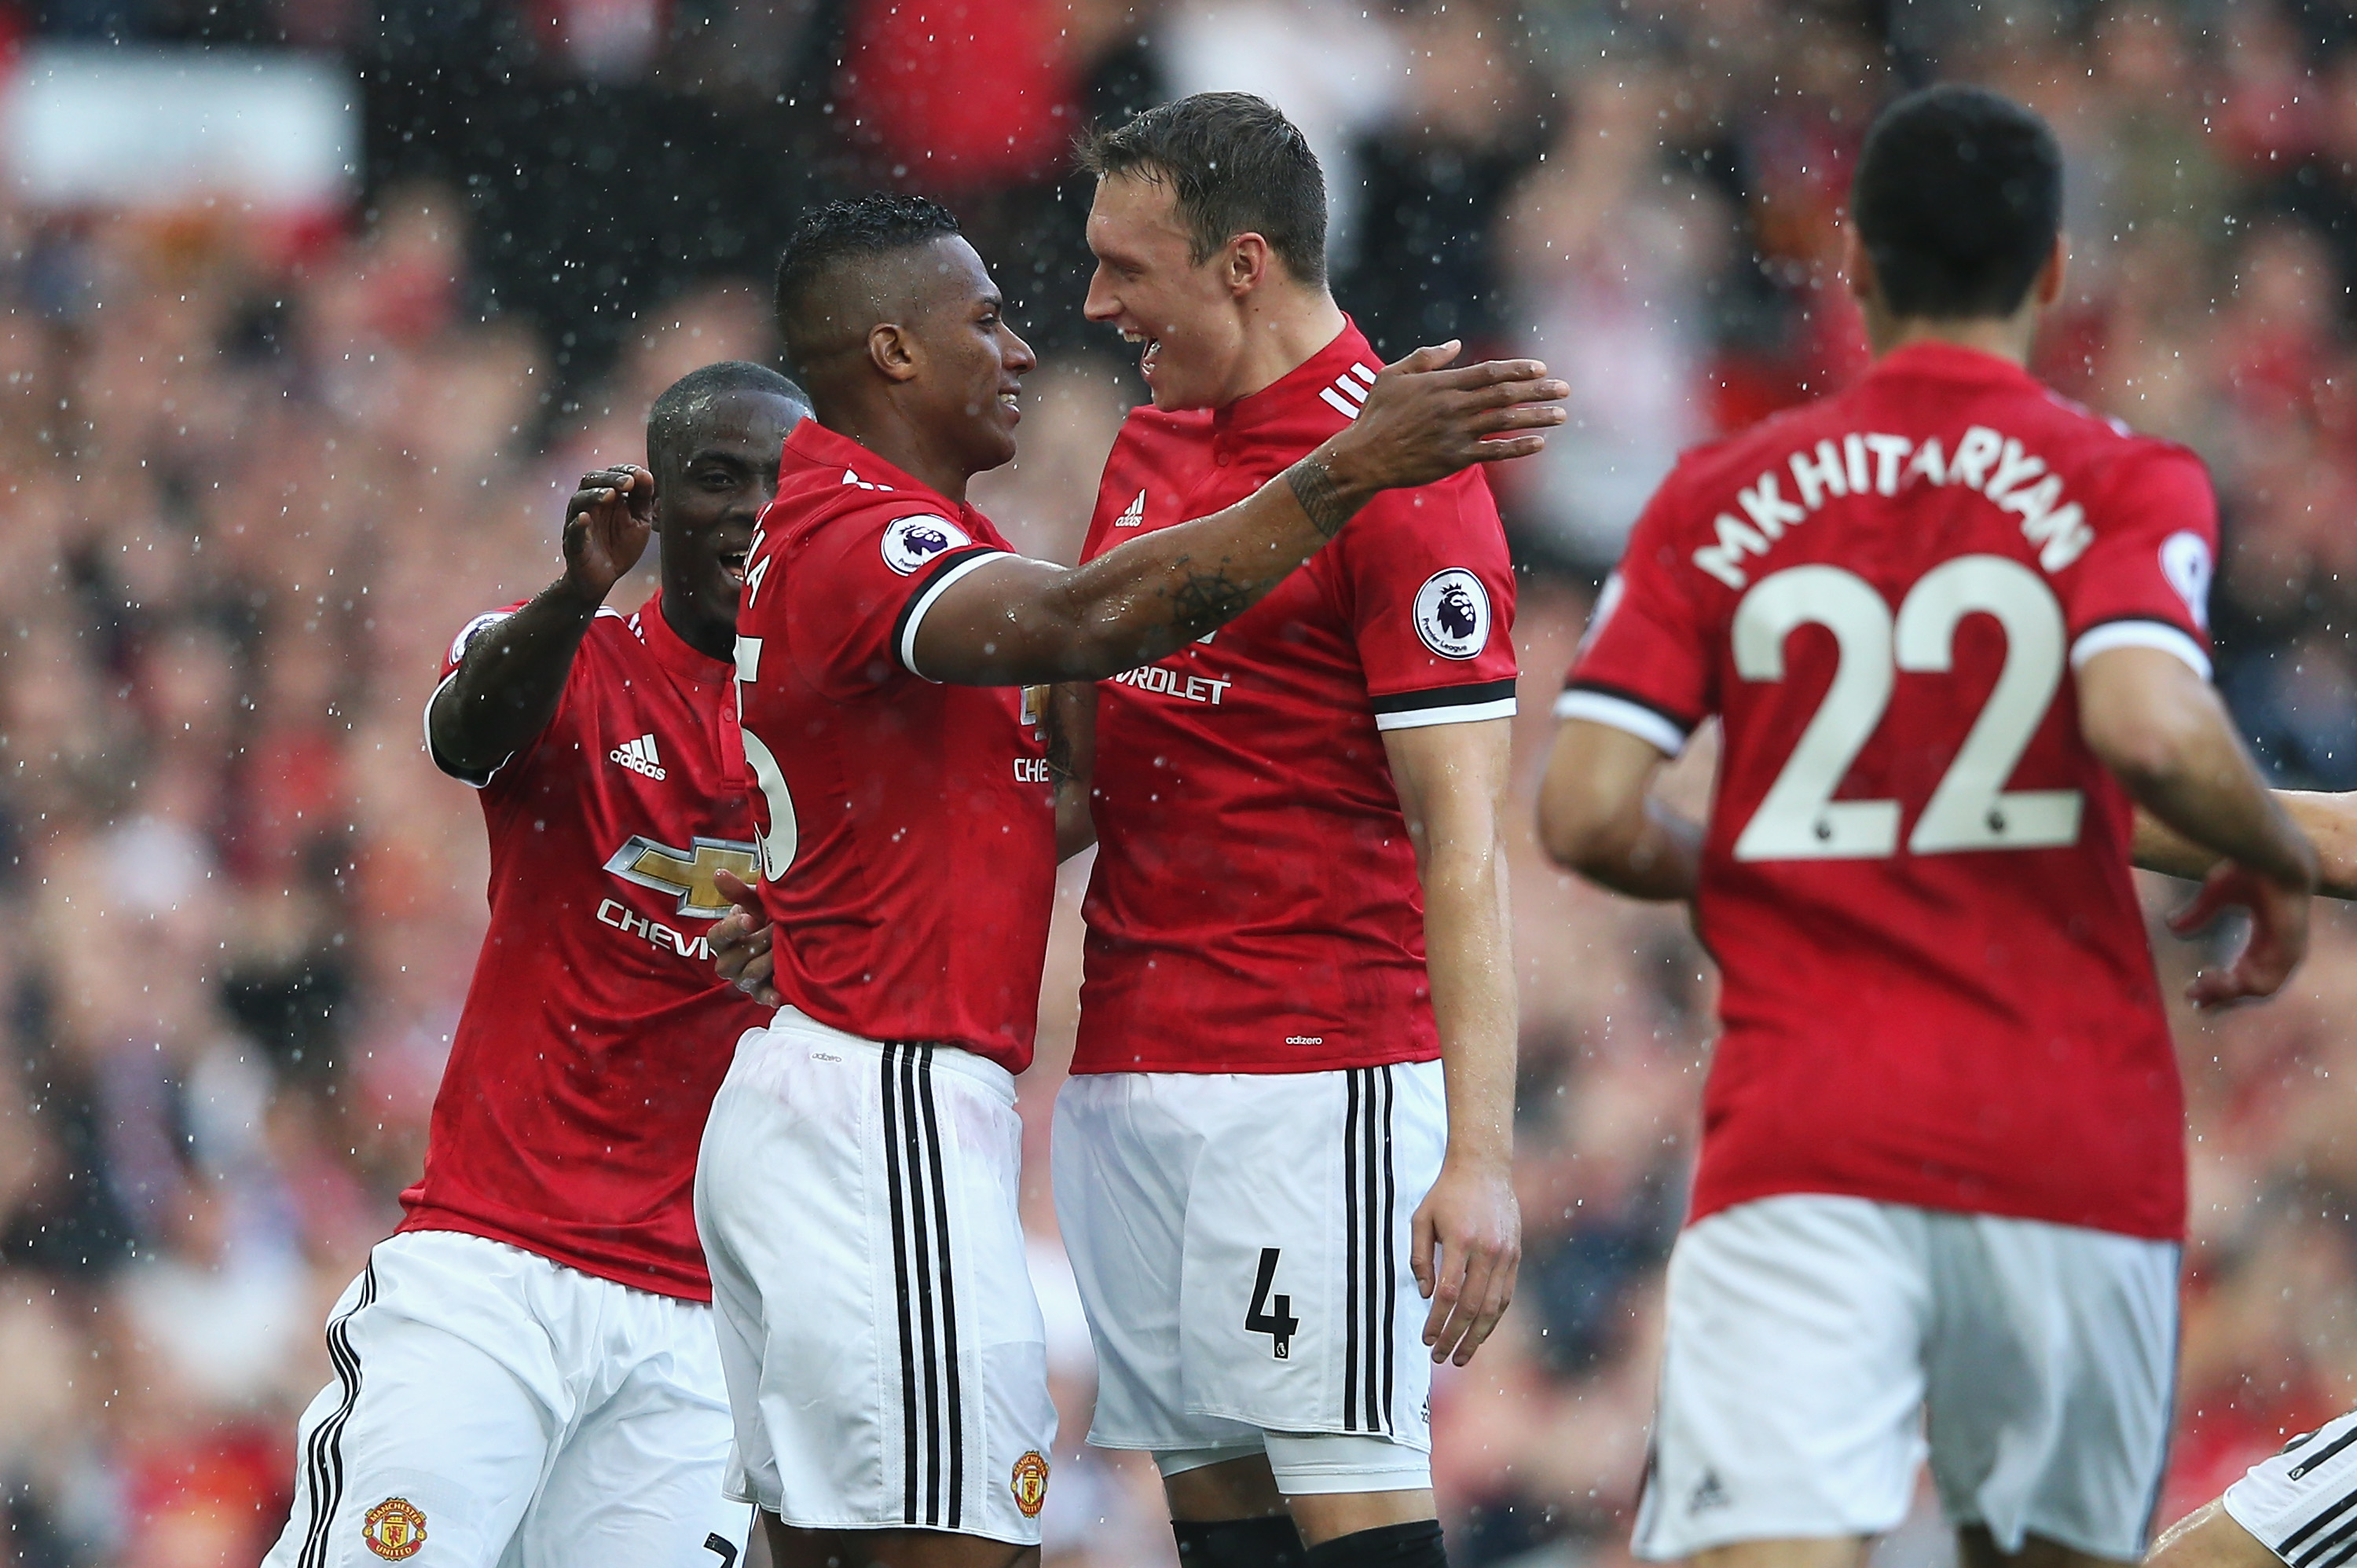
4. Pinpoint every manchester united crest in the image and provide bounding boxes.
[362,1497,428,1561]
[1010,1450,1050,1518]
